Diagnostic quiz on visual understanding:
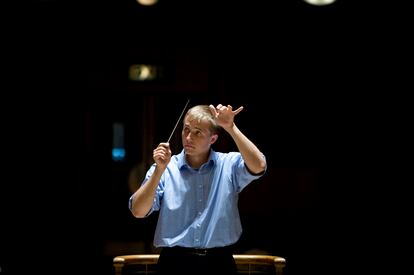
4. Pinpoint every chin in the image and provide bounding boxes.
[185,149,194,155]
